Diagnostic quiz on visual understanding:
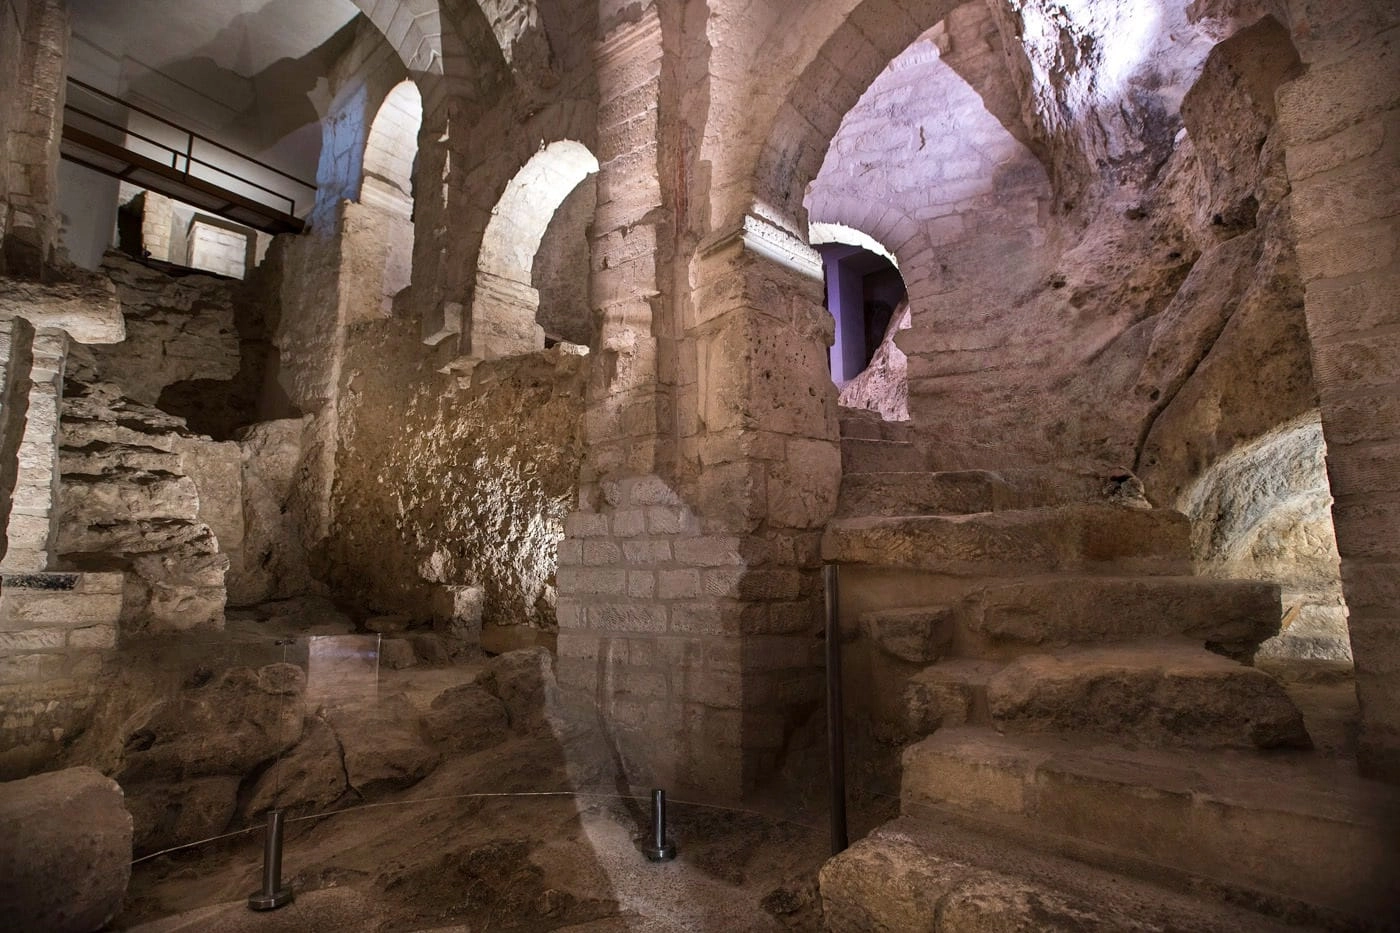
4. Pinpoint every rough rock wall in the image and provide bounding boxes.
[66,256,239,409]
[811,8,1316,505]
[66,252,275,441]
[1182,414,1349,661]
[57,383,228,634]
[330,312,588,628]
